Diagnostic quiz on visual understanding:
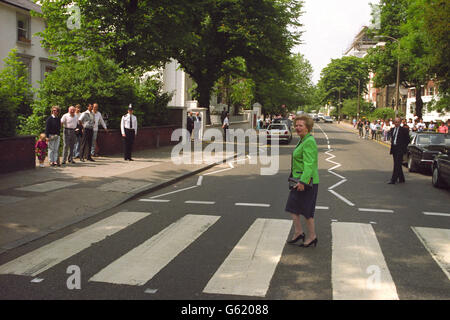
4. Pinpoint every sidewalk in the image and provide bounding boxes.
[337,121,390,148]
[0,142,236,255]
